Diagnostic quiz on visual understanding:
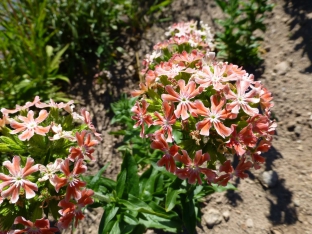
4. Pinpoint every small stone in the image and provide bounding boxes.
[128,65,134,71]
[222,210,230,222]
[294,125,302,137]
[294,199,300,207]
[274,61,290,75]
[246,218,254,228]
[271,230,282,234]
[260,170,279,188]
[203,208,222,228]
[297,145,303,151]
